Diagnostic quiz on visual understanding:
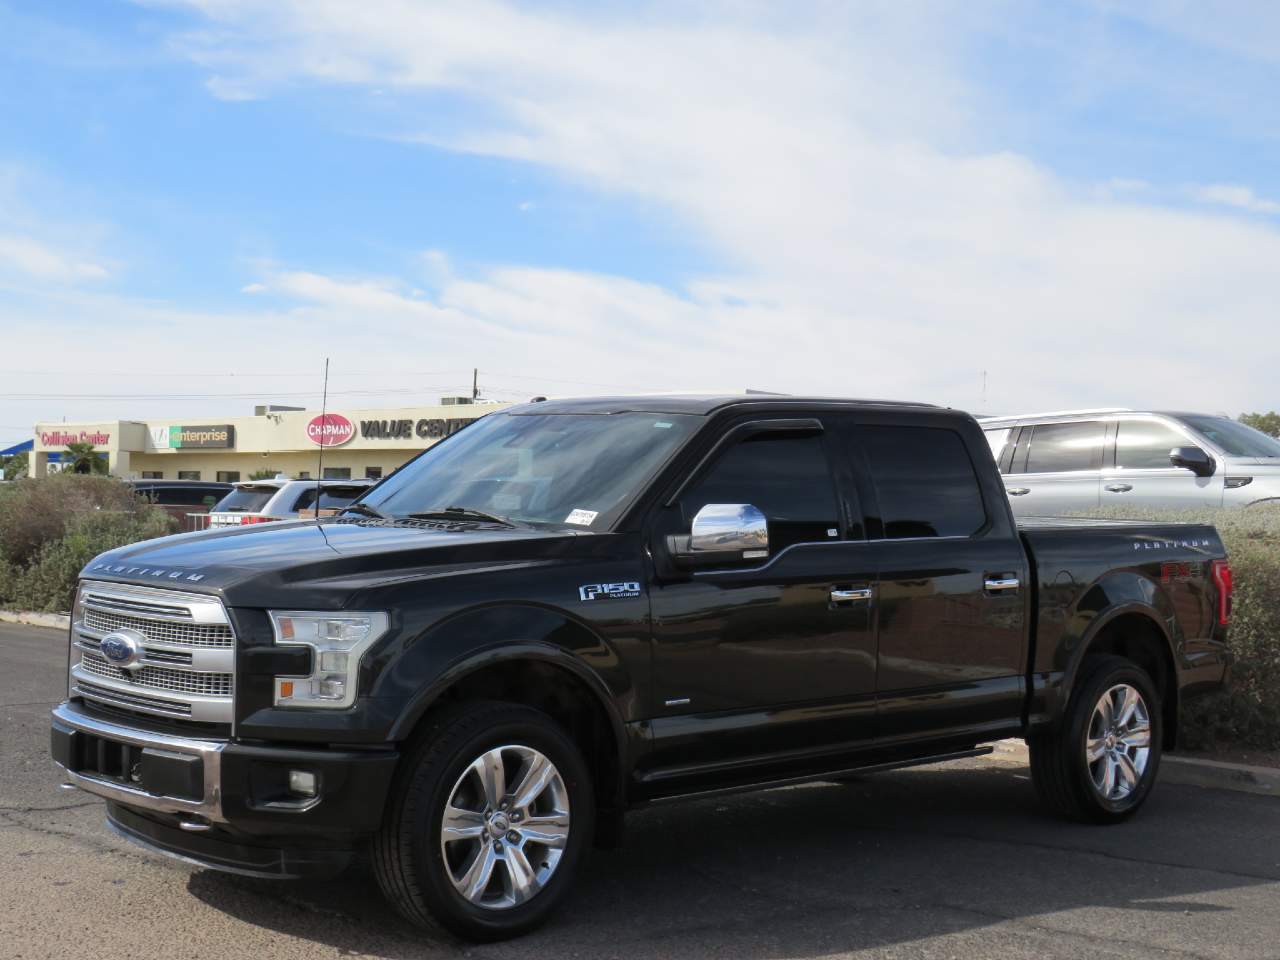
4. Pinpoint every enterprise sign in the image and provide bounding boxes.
[168,424,236,449]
